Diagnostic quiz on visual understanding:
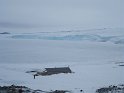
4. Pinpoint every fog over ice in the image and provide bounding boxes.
[0,0,124,32]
